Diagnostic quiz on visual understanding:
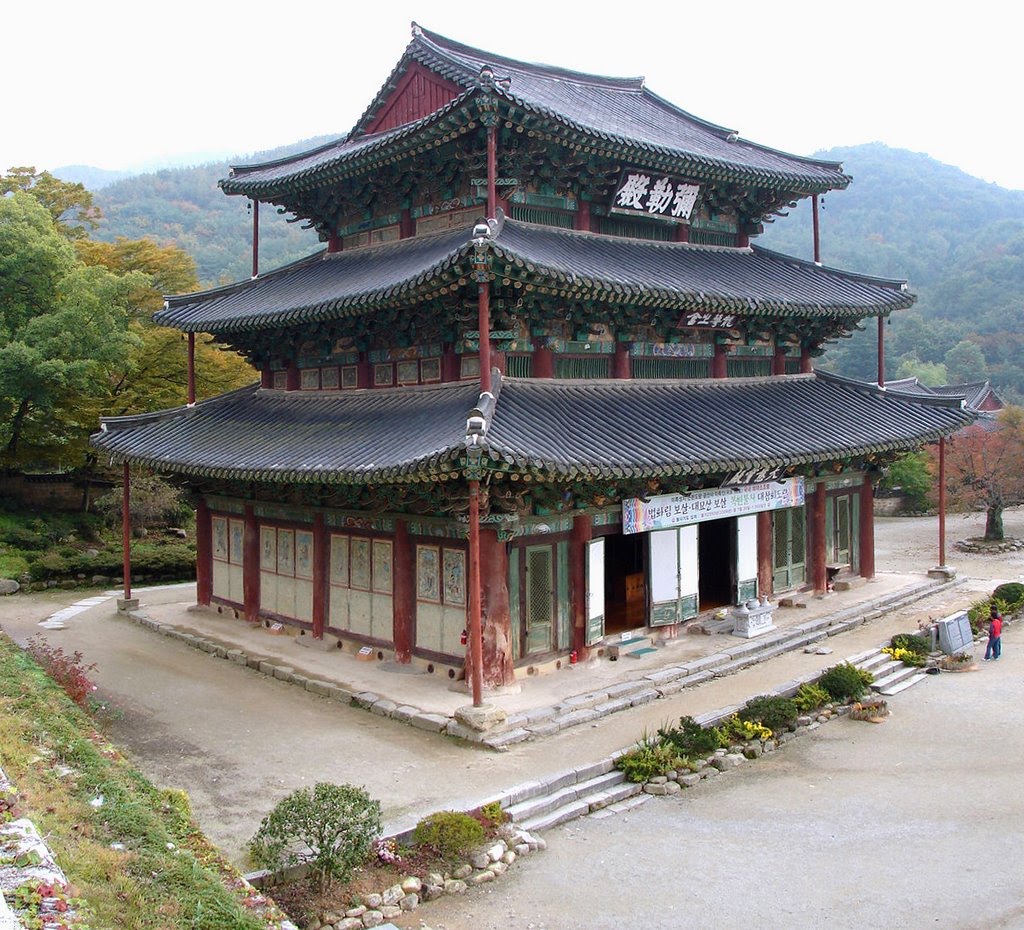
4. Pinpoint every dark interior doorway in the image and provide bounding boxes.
[603,533,646,634]
[698,517,735,609]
